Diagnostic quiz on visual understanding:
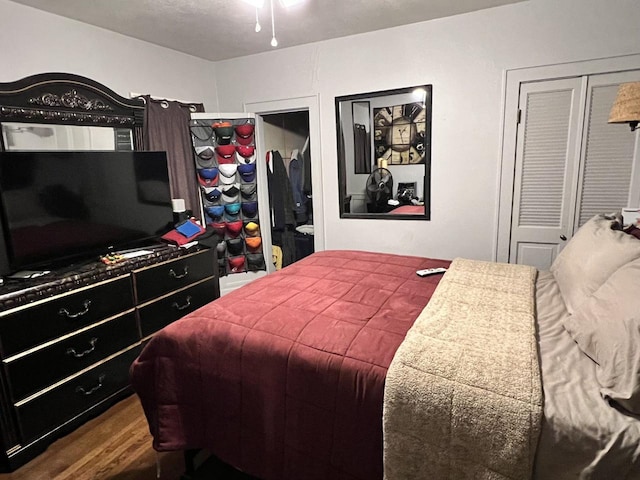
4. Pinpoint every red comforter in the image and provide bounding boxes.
[130,250,449,480]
